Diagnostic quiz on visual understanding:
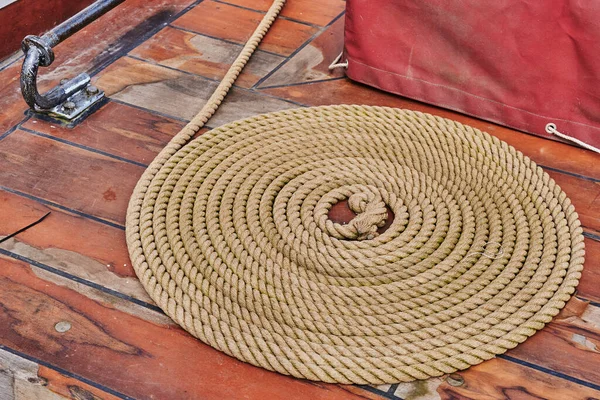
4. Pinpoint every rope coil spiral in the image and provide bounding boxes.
[126,0,585,384]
